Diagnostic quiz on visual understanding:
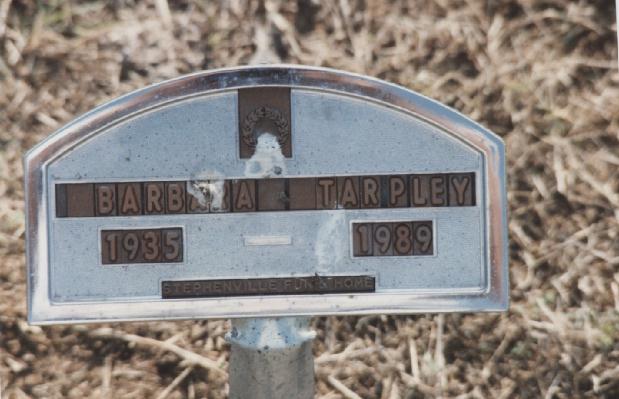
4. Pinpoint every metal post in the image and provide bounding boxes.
[226,317,316,399]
